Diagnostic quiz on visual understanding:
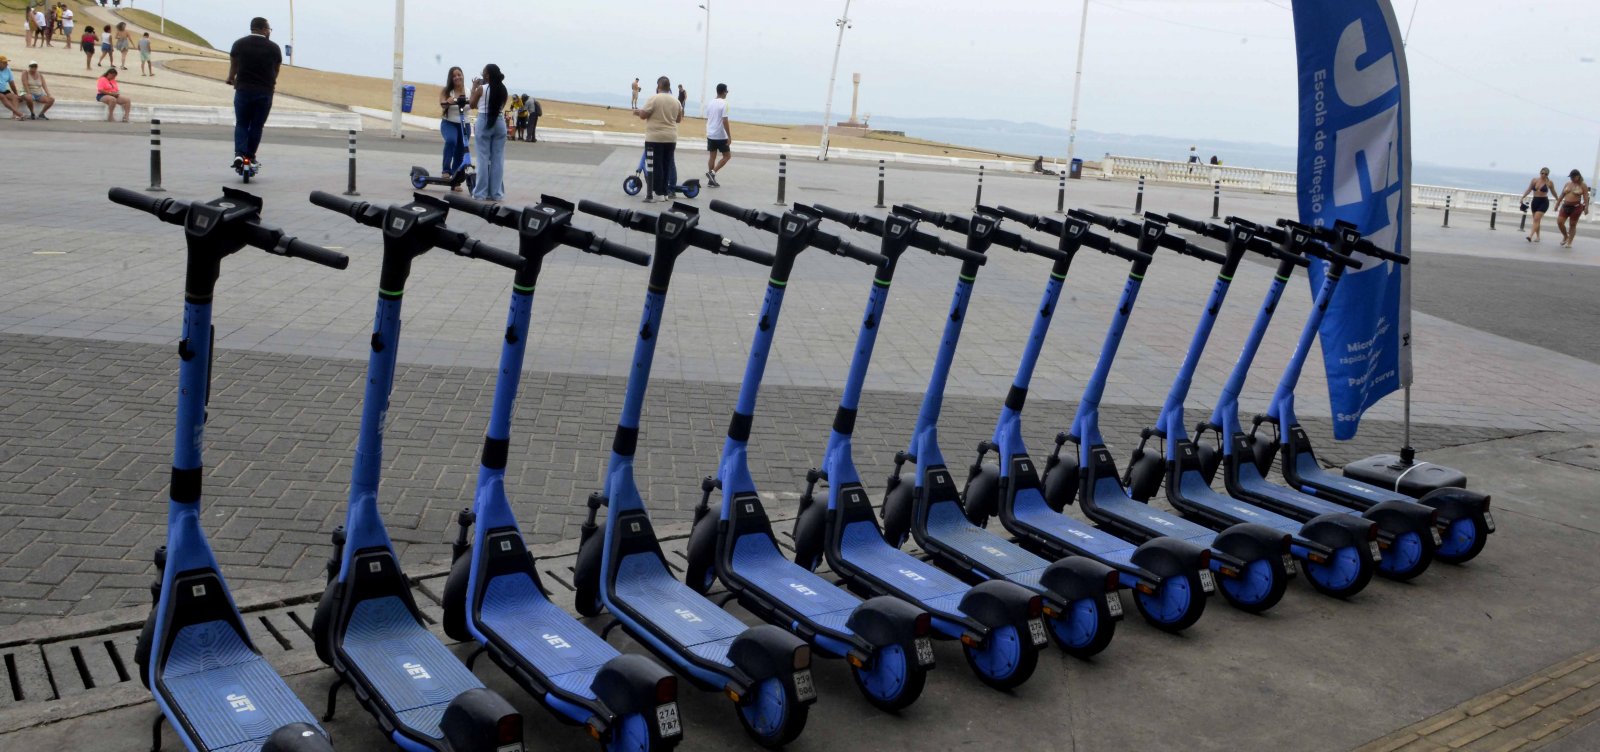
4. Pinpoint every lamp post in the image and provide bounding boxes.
[287,0,295,66]
[1065,0,1089,167]
[390,0,404,139]
[698,1,710,117]
[817,0,853,161]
